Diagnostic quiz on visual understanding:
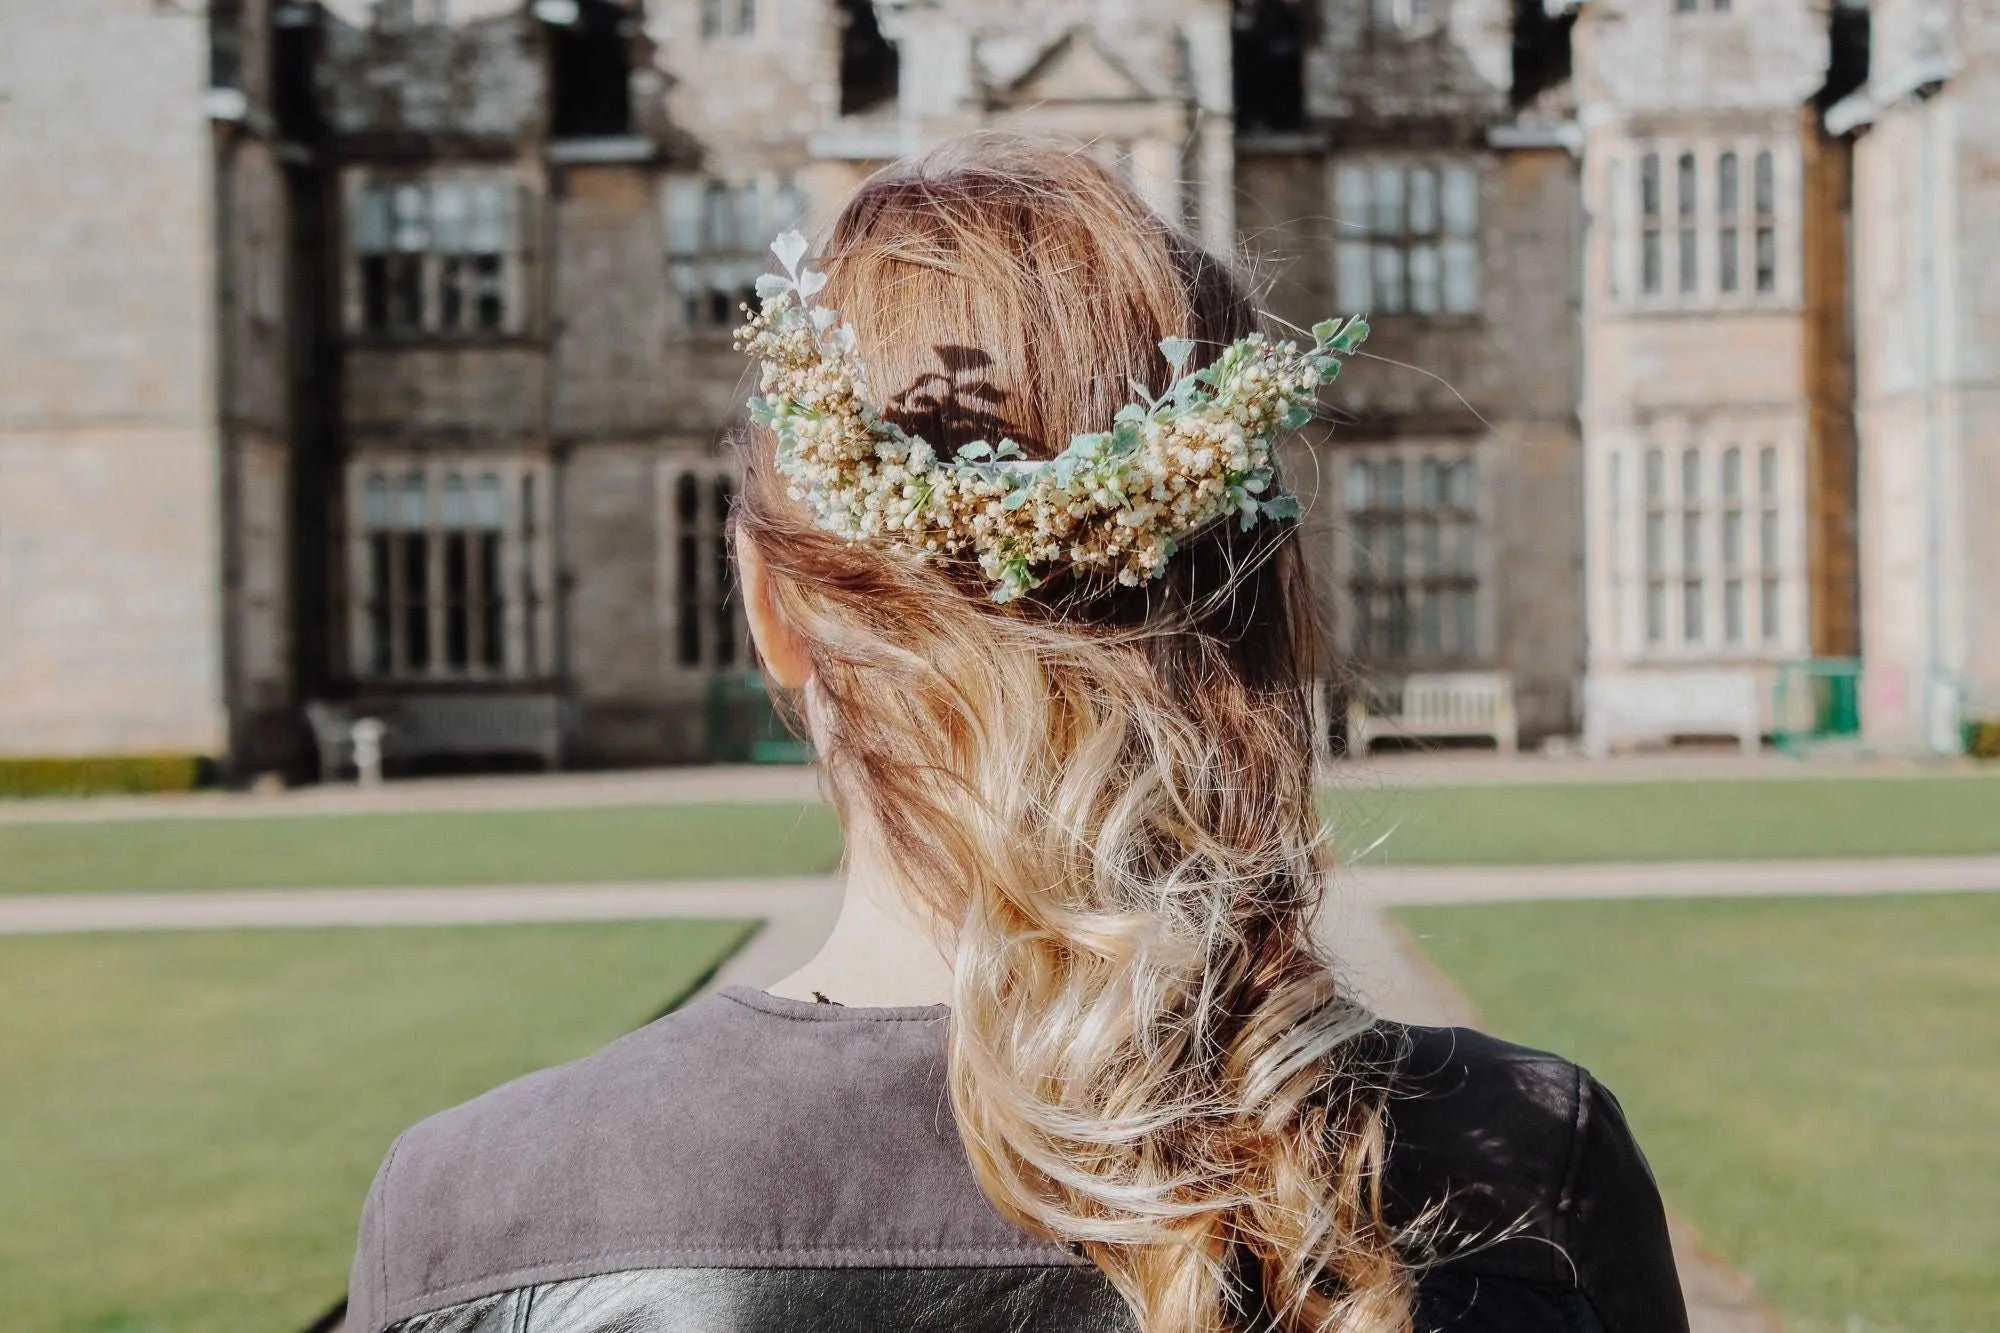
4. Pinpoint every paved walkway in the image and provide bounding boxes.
[6,857,1993,937]
[5,750,1989,825]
